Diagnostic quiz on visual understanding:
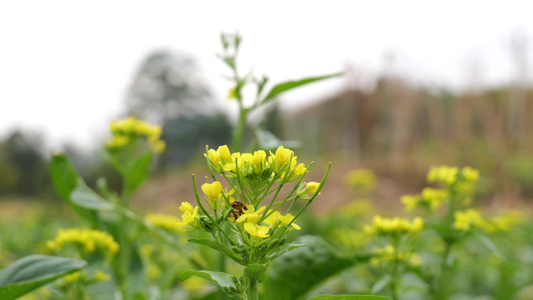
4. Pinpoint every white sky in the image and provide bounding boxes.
[0,1,532,149]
